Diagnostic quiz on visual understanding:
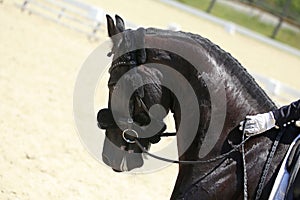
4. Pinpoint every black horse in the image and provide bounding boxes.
[97,15,299,199]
